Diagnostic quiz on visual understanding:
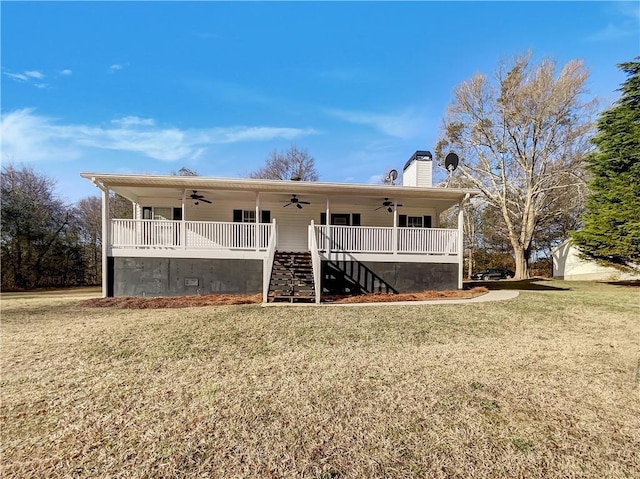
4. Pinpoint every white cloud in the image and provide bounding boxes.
[0,109,318,164]
[111,116,156,127]
[109,64,124,72]
[60,69,73,76]
[4,69,50,88]
[24,70,44,79]
[4,72,29,82]
[587,2,640,41]
[0,108,85,162]
[325,107,428,139]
